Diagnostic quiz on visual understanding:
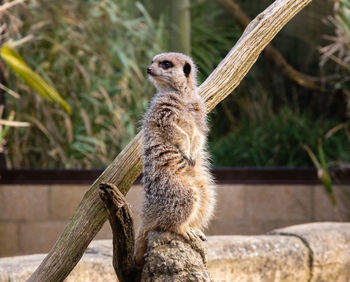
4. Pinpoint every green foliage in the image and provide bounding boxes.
[2,0,166,168]
[1,41,71,114]
[190,0,241,82]
[1,0,348,169]
[210,108,350,167]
